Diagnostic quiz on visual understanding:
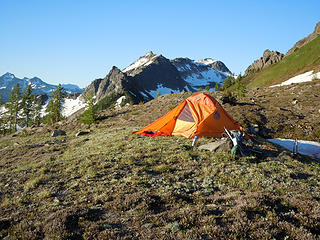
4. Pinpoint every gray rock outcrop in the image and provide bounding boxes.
[244,49,284,76]
[80,66,145,104]
[51,130,66,137]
